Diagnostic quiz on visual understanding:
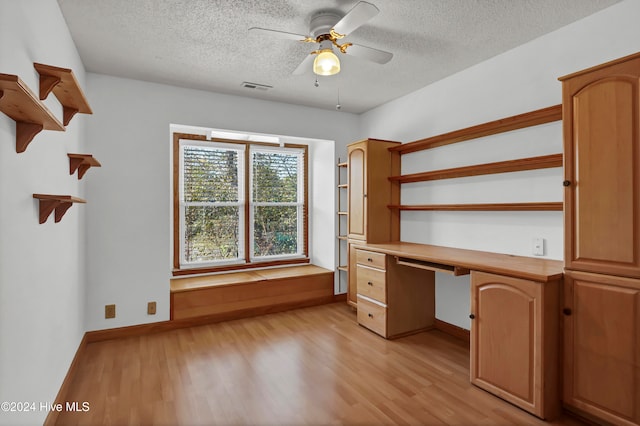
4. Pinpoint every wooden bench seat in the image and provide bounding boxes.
[170,265,335,322]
